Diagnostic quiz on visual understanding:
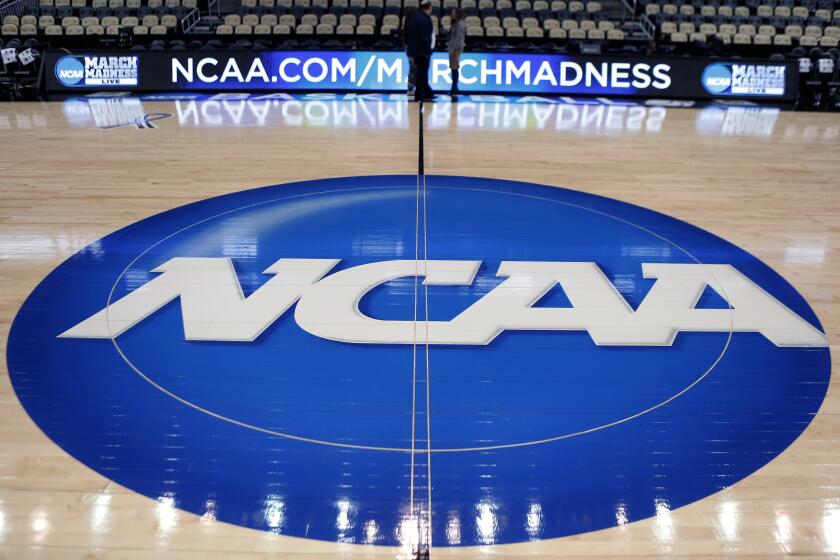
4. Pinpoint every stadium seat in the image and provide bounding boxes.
[785,24,803,37]
[661,21,677,34]
[804,25,823,37]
